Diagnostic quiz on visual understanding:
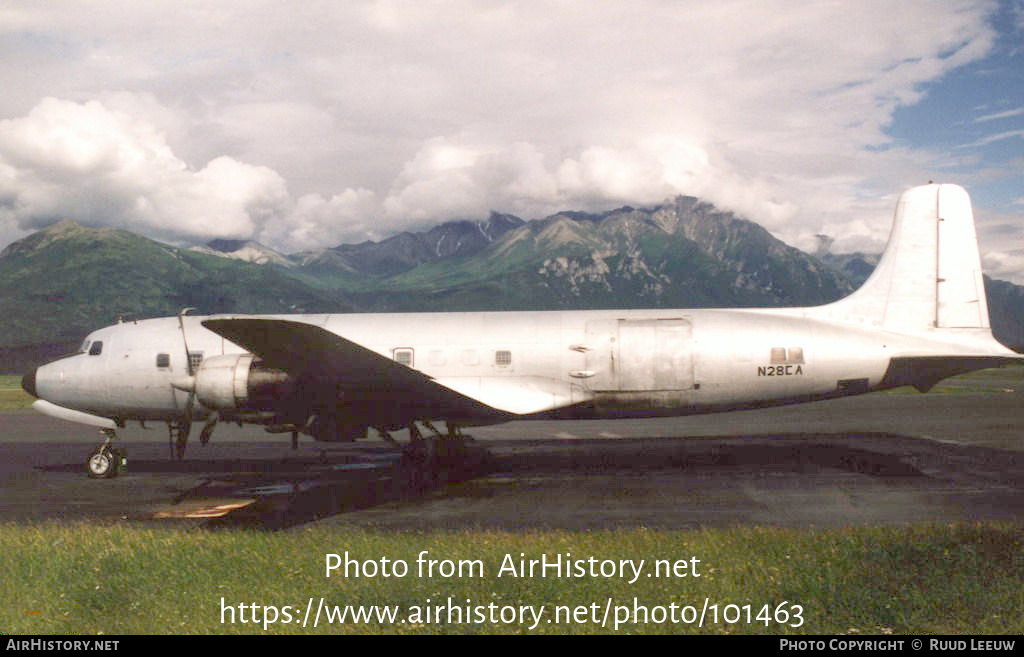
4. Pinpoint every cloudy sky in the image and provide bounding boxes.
[1,1,1022,280]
